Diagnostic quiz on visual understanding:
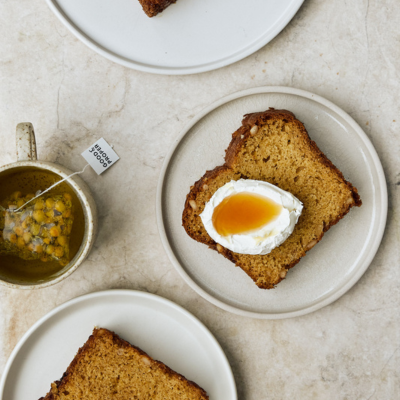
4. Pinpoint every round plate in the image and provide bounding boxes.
[156,86,388,319]
[46,0,304,75]
[0,290,236,399]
